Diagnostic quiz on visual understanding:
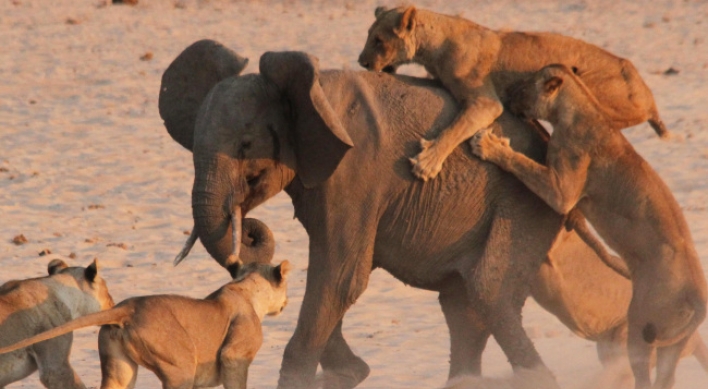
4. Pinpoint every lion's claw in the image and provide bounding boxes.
[470,128,510,161]
[410,139,444,181]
